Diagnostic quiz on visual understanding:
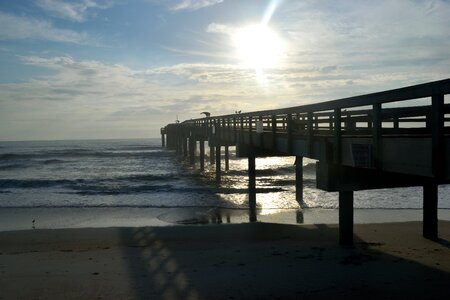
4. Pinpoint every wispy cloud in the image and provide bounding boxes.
[36,0,113,22]
[171,0,224,11]
[0,11,88,43]
[206,22,234,35]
